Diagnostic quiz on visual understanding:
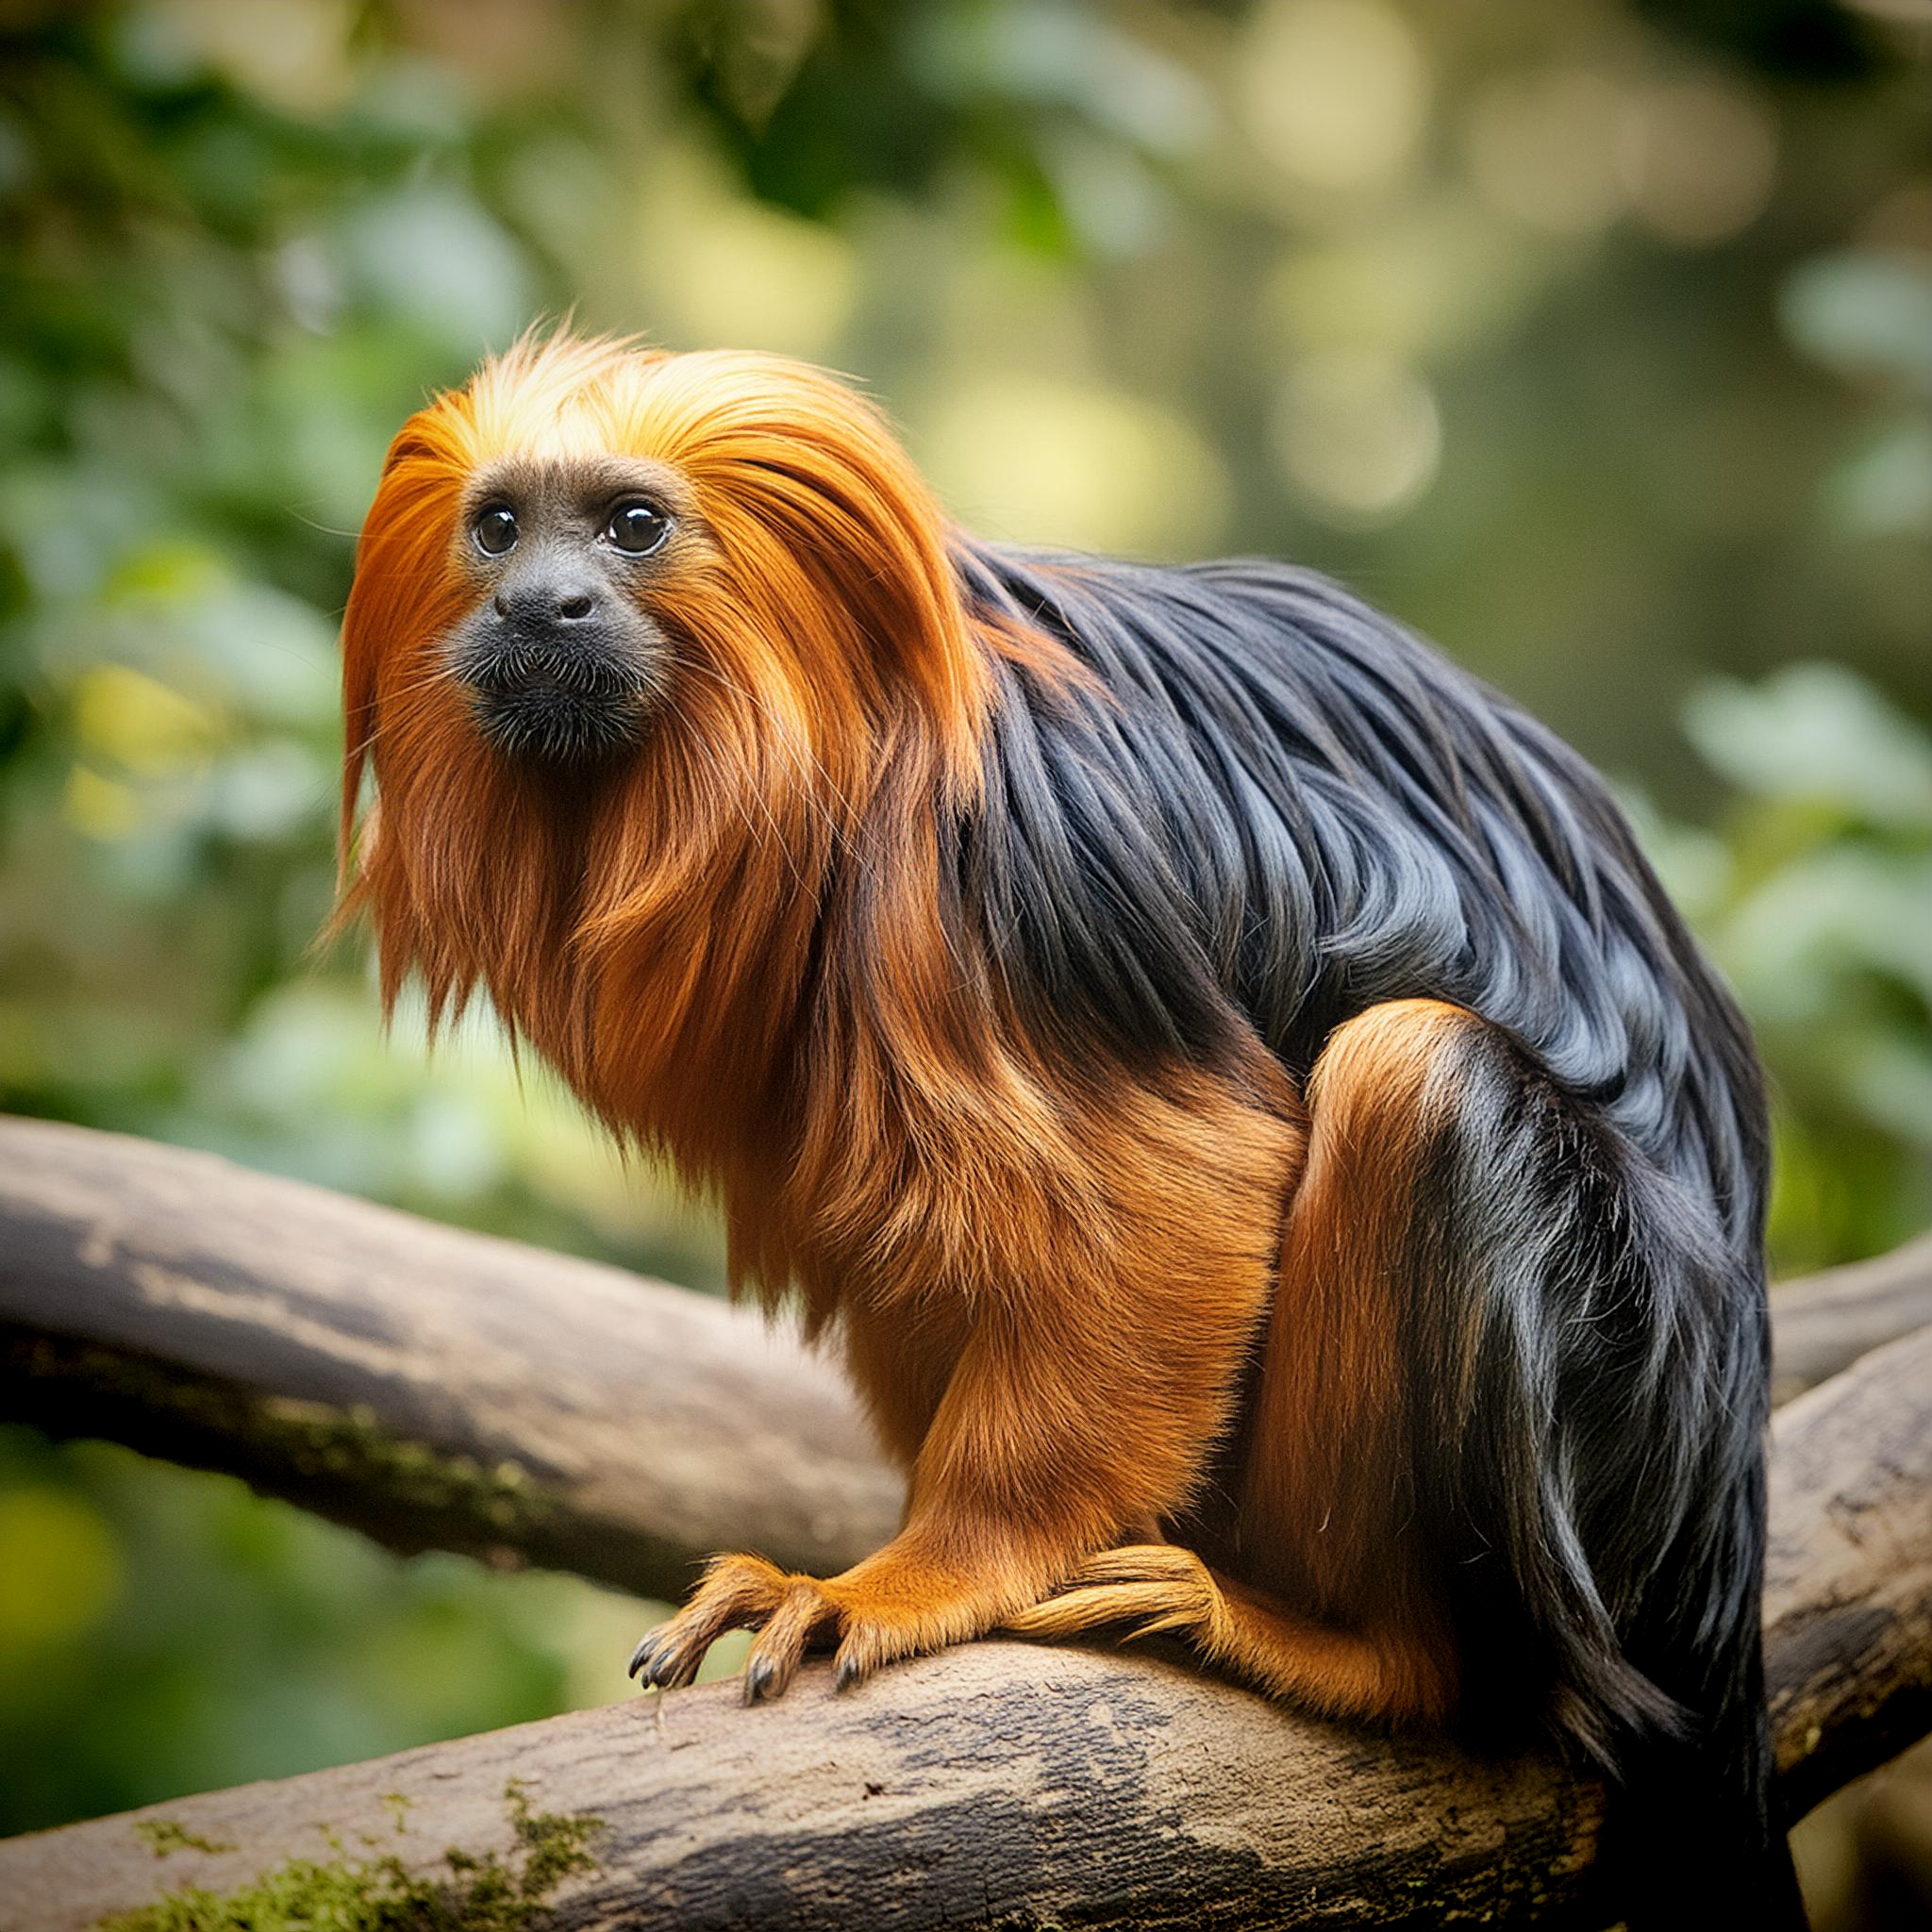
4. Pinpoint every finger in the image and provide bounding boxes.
[831,1613,924,1692]
[629,1612,695,1689]
[629,1554,788,1688]
[1065,1544,1200,1588]
[743,1583,834,1704]
[1002,1580,1175,1639]
[628,1612,720,1690]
